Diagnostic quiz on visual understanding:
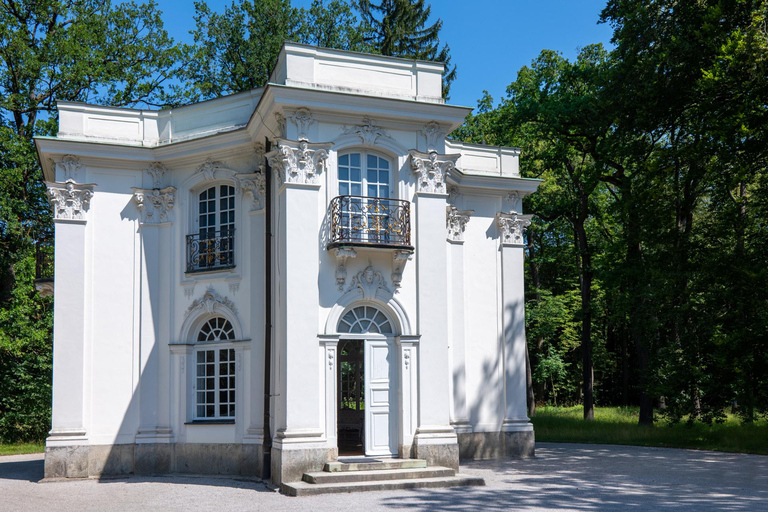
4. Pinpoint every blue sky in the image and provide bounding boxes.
[160,0,615,110]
